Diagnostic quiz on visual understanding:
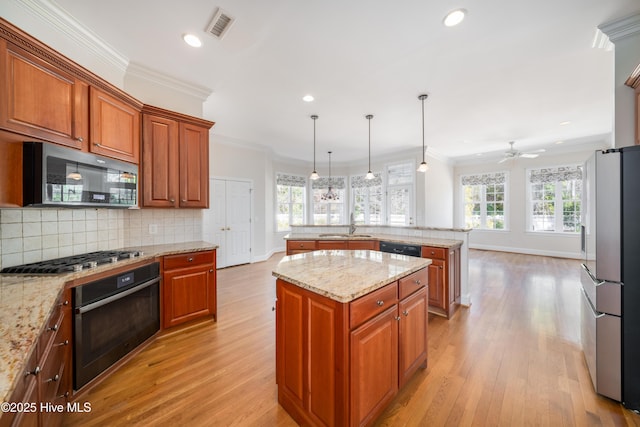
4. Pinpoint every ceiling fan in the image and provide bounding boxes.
[498,141,545,163]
